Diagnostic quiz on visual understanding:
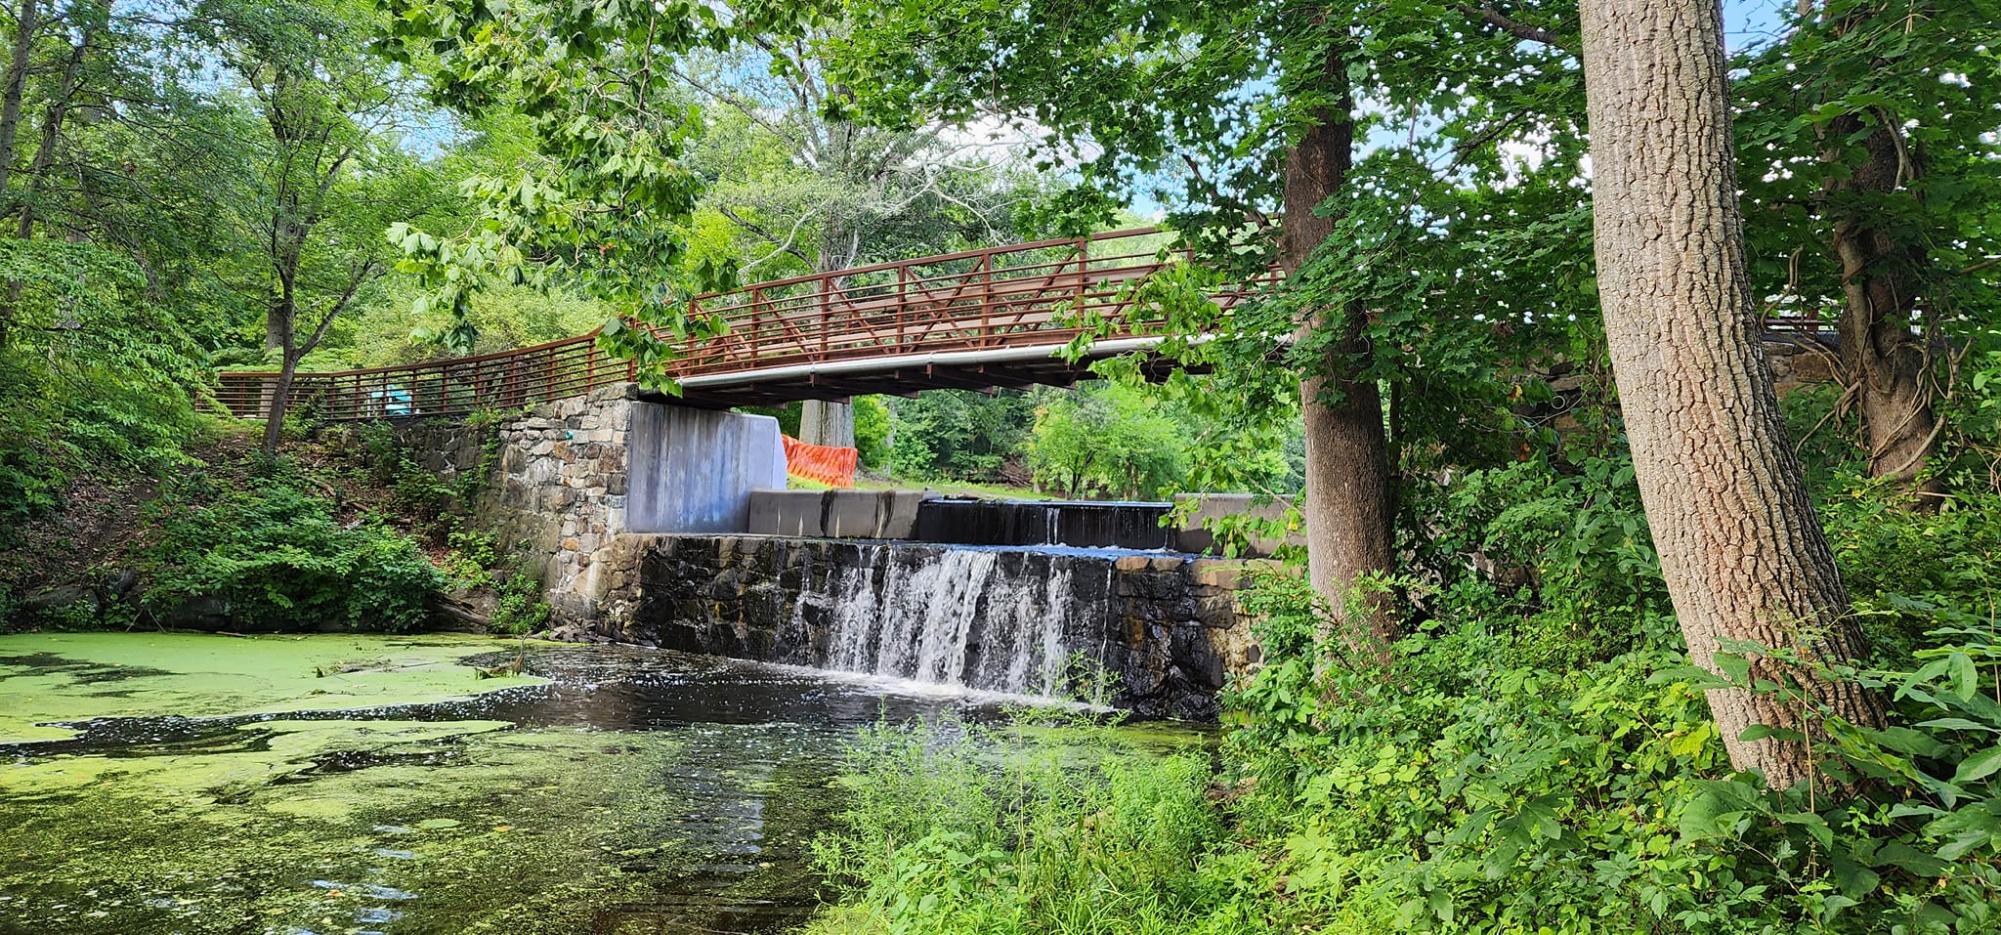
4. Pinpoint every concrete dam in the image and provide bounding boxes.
[391,386,1293,720]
